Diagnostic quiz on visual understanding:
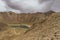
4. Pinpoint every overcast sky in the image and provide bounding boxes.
[51,0,60,12]
[0,0,60,13]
